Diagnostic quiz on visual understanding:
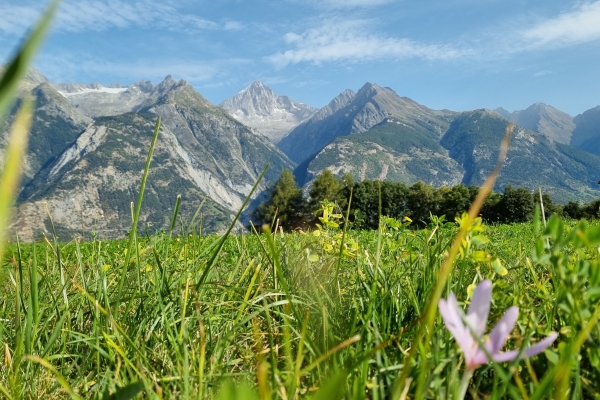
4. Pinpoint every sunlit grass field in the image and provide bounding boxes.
[1,212,599,399]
